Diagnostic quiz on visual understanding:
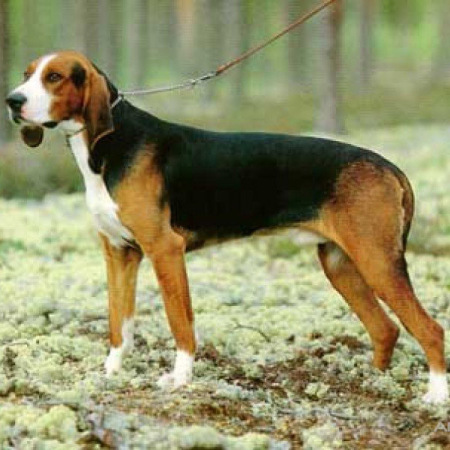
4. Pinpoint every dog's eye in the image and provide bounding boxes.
[47,72,63,83]
[23,72,30,81]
